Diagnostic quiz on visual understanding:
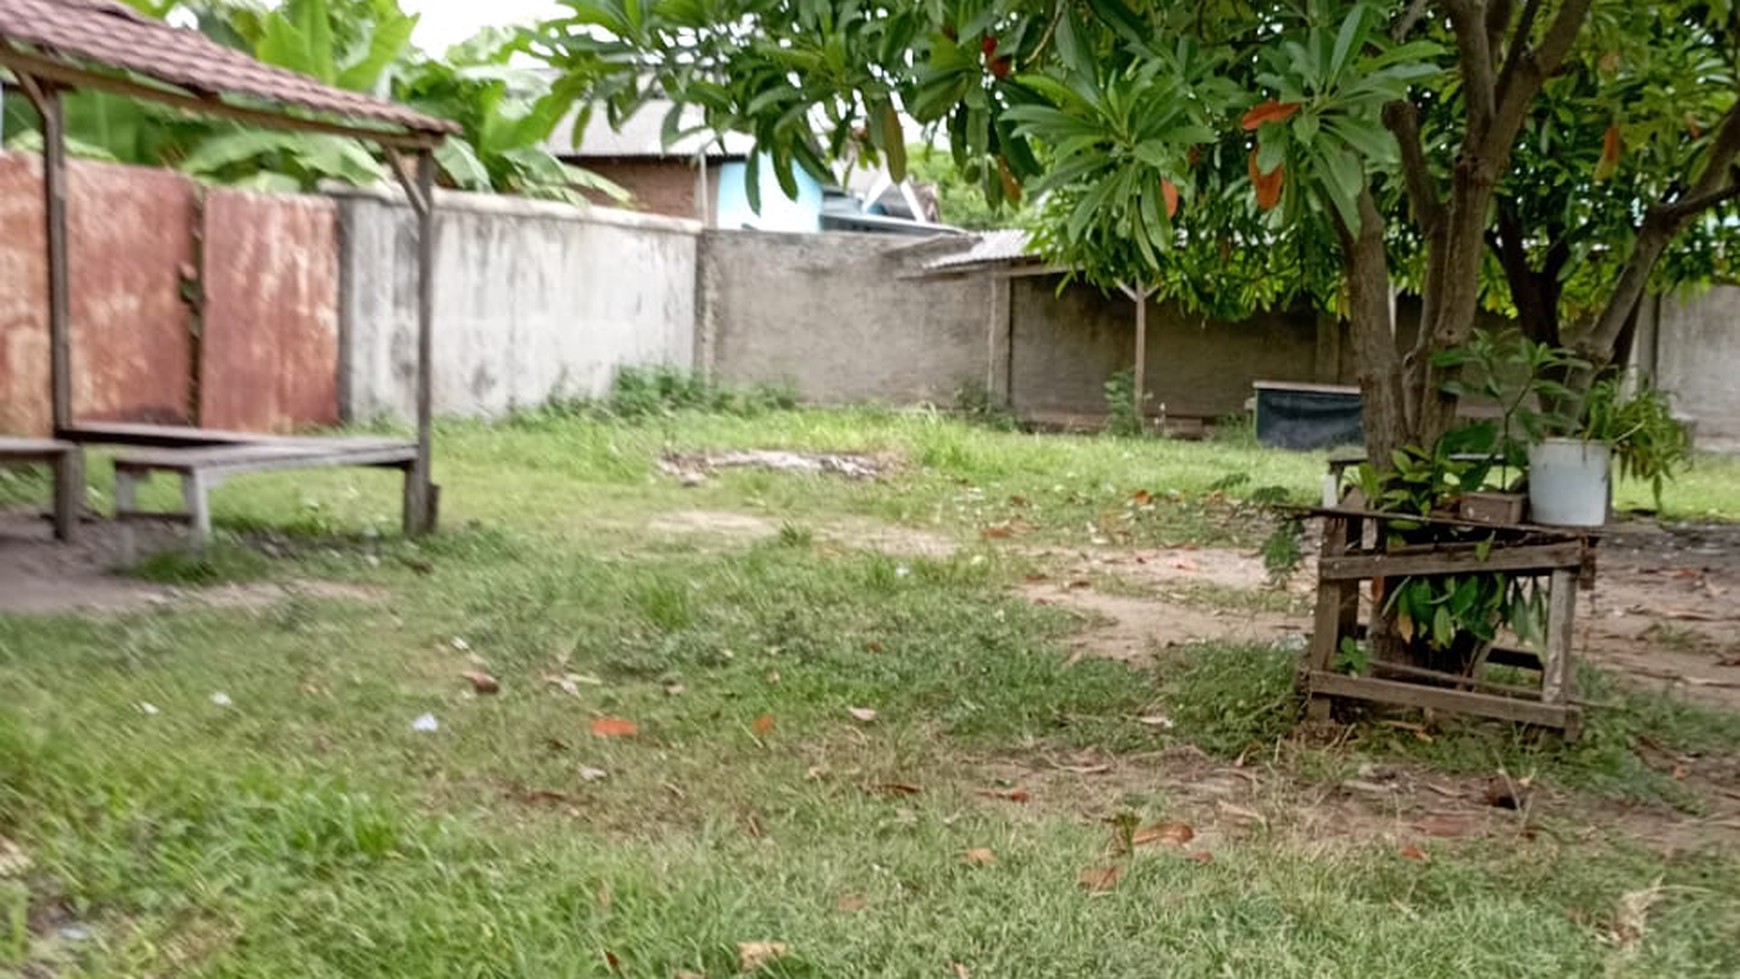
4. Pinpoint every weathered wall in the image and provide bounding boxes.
[1641,288,1740,448]
[337,187,700,421]
[1007,275,1325,421]
[0,153,194,435]
[200,188,341,432]
[699,230,988,404]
